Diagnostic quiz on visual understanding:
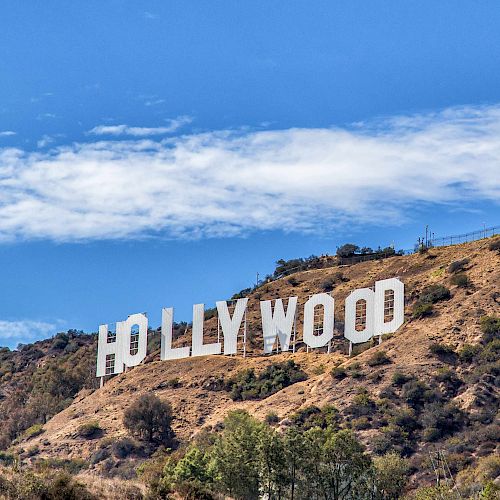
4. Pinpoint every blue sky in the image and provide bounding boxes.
[1,1,499,348]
